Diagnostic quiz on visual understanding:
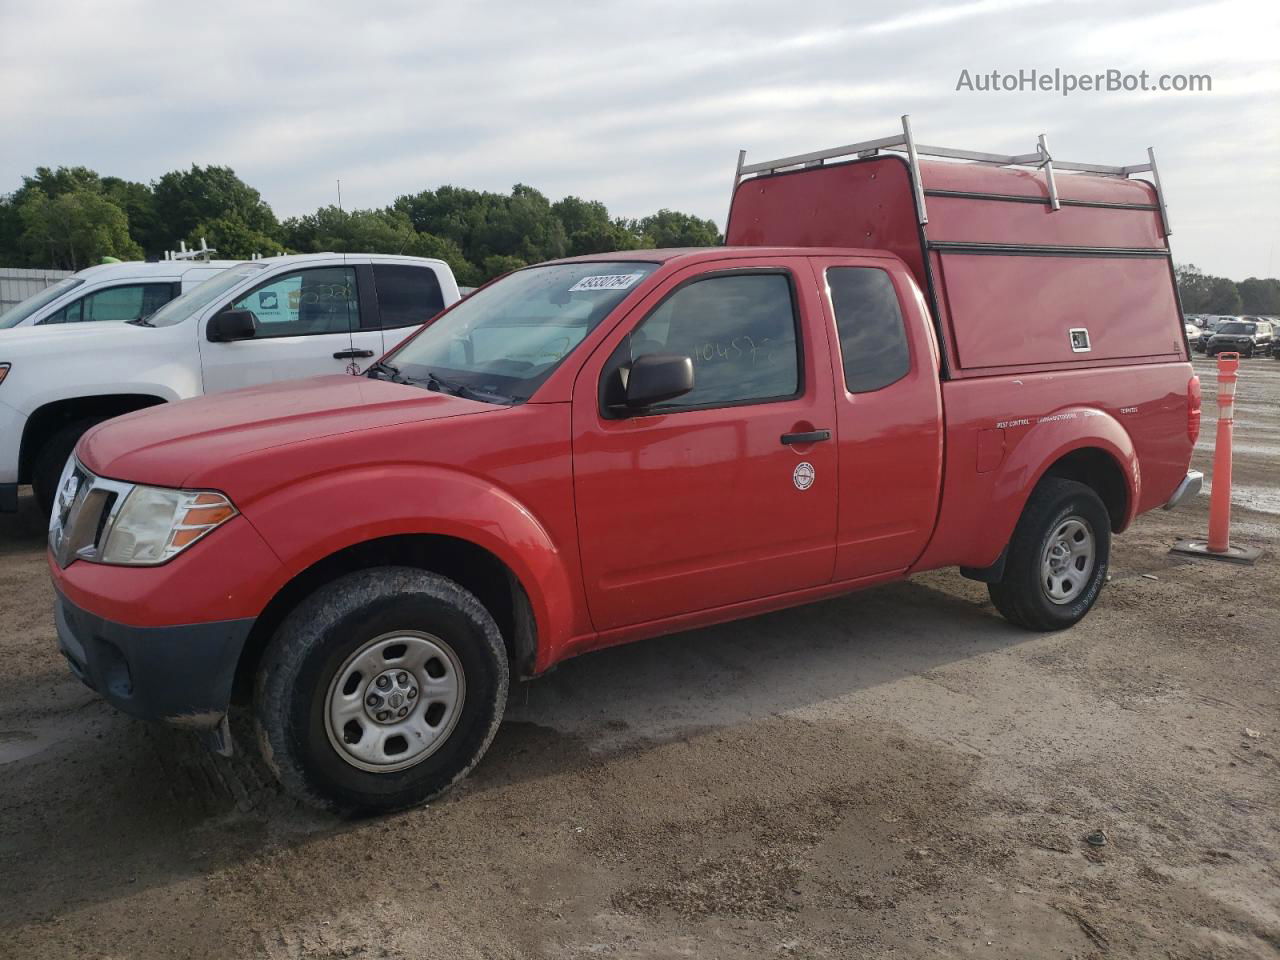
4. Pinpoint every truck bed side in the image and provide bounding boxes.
[916,362,1197,572]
